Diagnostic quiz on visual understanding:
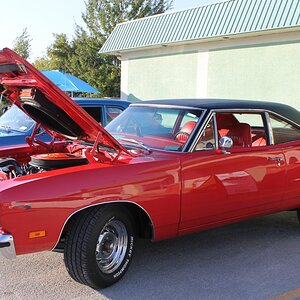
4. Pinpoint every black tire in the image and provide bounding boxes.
[297,209,300,224]
[64,206,135,289]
